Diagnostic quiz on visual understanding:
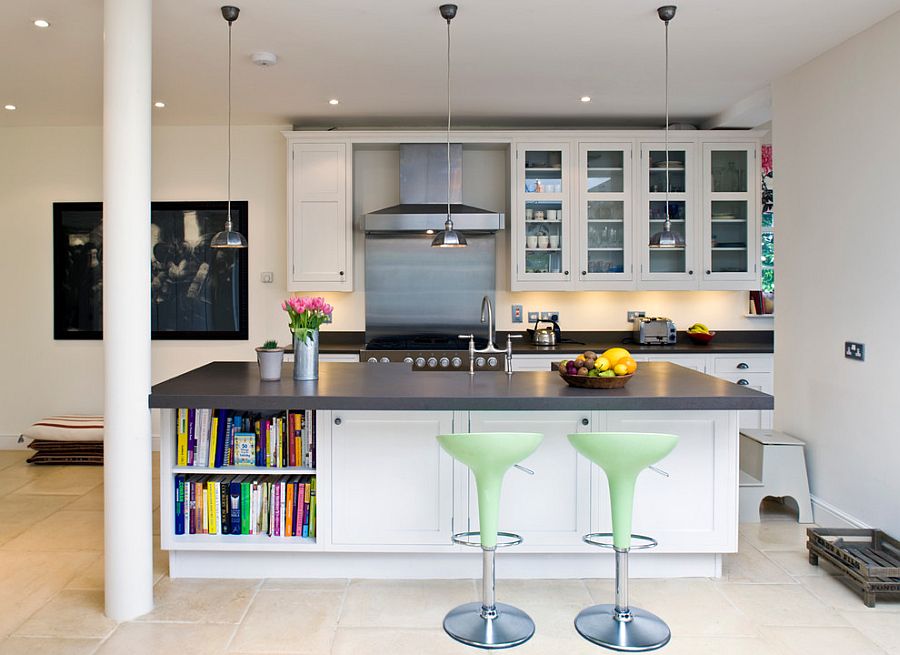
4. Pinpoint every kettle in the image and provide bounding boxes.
[528,319,561,346]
